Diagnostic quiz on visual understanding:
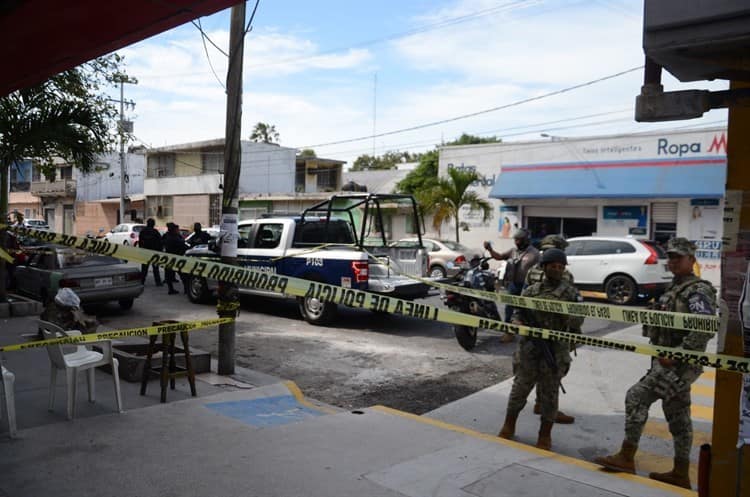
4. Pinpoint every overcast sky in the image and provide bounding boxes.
[115,0,729,167]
